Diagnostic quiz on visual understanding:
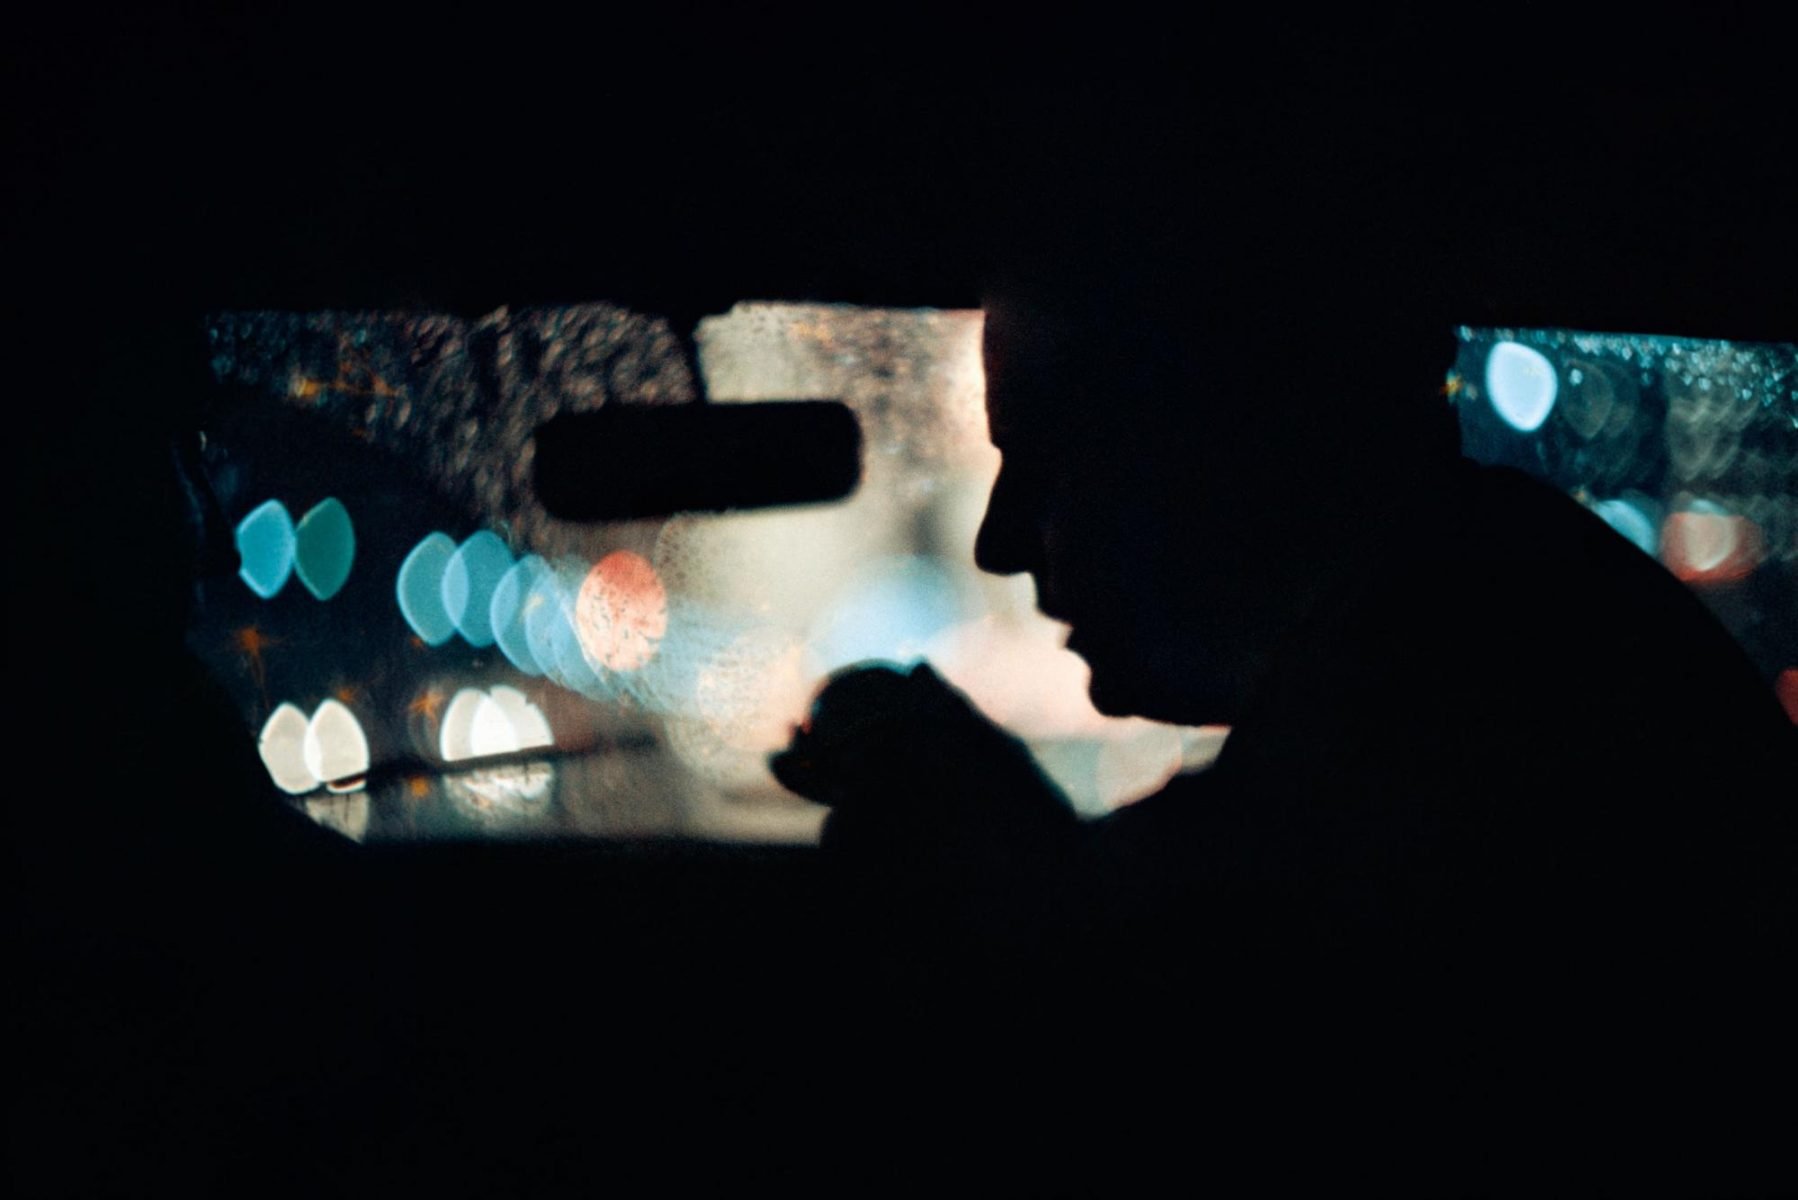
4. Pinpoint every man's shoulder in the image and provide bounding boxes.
[1113,459,1791,850]
[1447,463,1781,724]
